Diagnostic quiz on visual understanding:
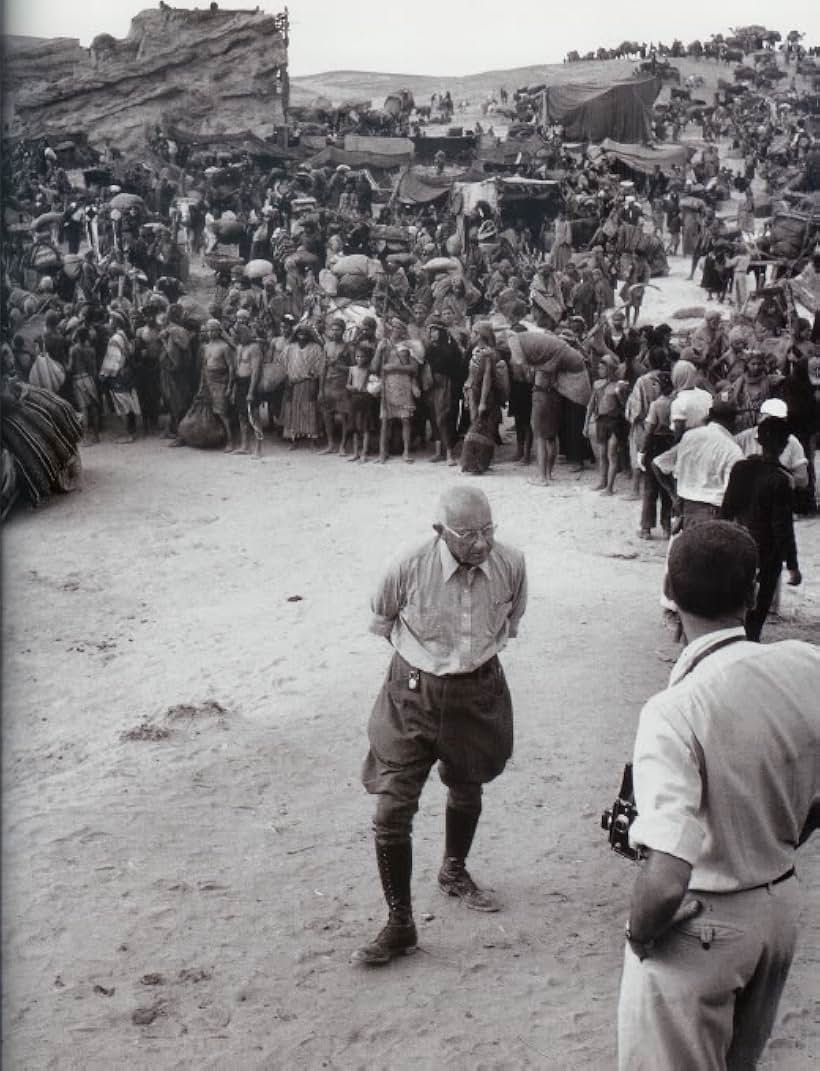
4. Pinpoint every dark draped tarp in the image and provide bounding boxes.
[600,139,689,174]
[541,77,660,143]
[307,144,413,170]
[167,126,298,160]
[395,169,453,204]
[412,134,478,162]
